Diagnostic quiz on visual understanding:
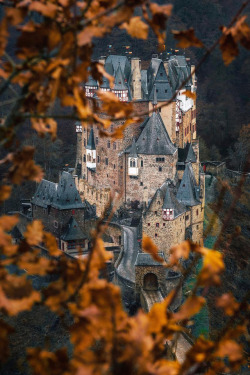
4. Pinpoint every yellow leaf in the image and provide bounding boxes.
[173,28,204,48]
[43,232,62,257]
[183,90,196,100]
[0,215,19,231]
[31,118,57,140]
[0,185,11,202]
[142,235,164,263]
[24,220,43,246]
[198,248,225,286]
[173,295,205,321]
[121,17,149,40]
